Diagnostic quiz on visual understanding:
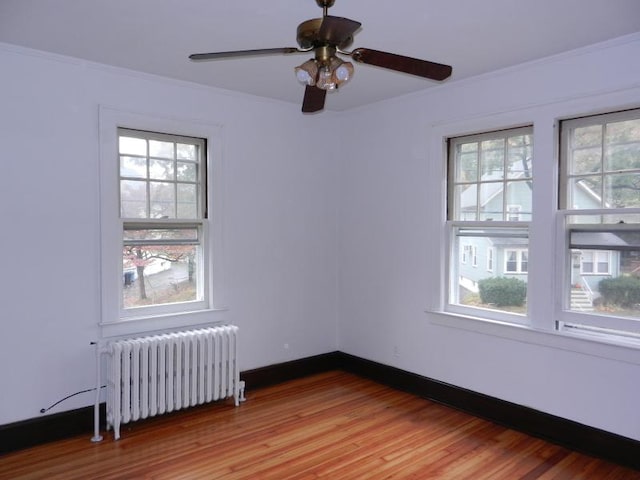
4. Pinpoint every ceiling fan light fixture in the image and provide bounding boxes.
[316,65,338,91]
[333,60,354,85]
[295,59,318,86]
